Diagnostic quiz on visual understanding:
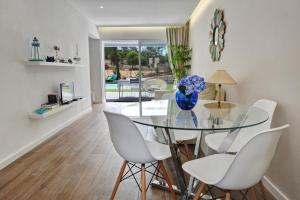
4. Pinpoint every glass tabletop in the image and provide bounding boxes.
[120,100,269,131]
